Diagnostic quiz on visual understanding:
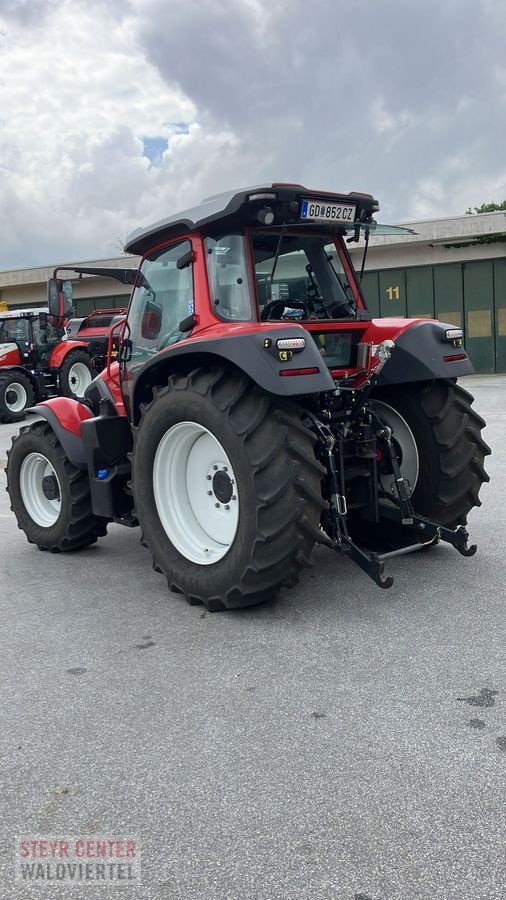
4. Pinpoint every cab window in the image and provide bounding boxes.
[205,234,254,321]
[127,240,194,367]
[32,319,60,348]
[251,232,355,319]
[0,318,30,343]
